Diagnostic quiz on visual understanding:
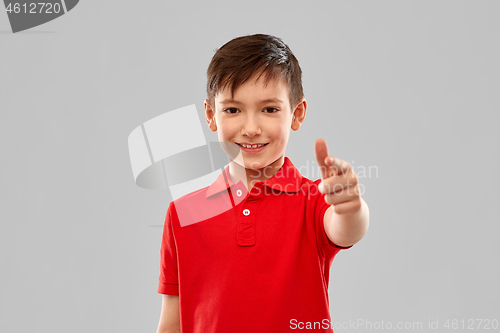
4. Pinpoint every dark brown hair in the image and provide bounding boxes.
[206,34,304,112]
